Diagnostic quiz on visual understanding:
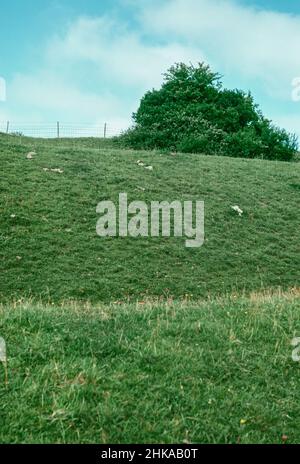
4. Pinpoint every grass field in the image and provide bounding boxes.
[0,290,300,444]
[0,133,299,444]
[0,134,299,303]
